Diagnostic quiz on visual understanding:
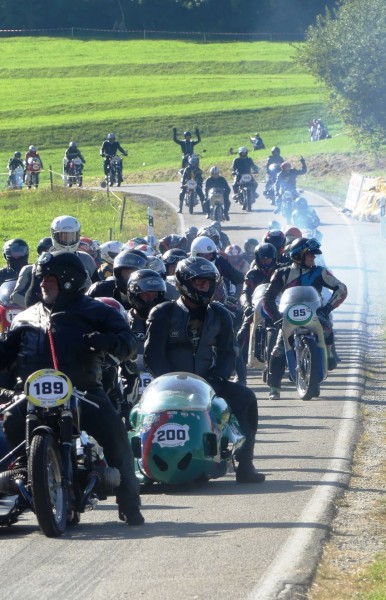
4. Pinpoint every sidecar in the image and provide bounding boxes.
[128,372,245,485]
